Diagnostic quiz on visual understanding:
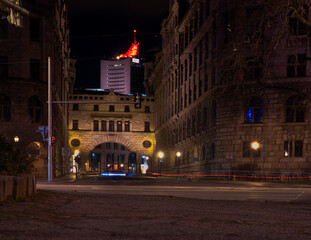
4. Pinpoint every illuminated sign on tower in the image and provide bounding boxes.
[117,30,139,59]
